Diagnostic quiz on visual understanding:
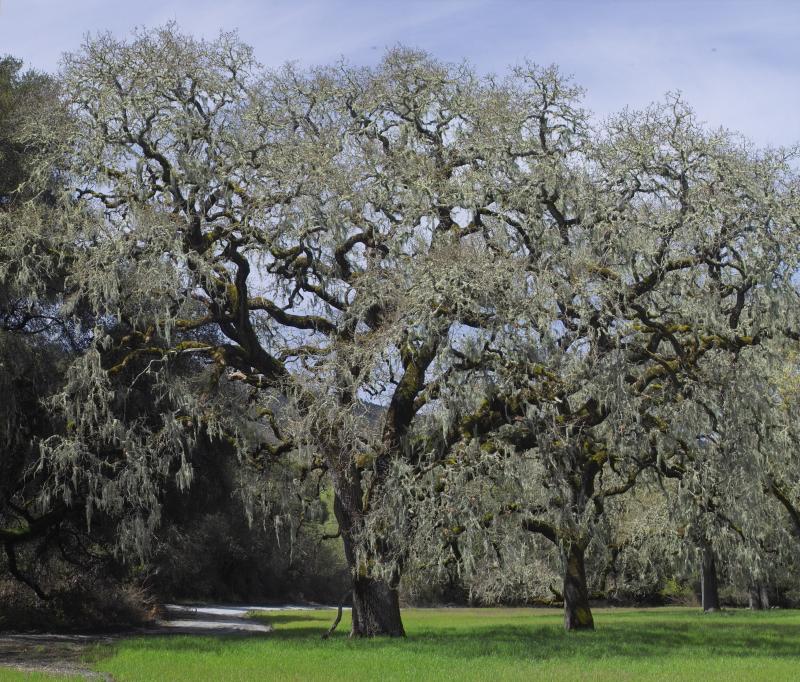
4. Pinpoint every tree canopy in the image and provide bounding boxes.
[5,26,800,634]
